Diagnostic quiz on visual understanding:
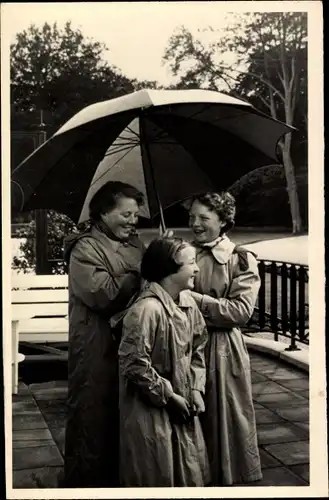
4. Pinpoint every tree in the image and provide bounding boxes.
[11,21,135,137]
[12,210,77,274]
[130,78,162,90]
[10,22,137,272]
[163,12,307,233]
